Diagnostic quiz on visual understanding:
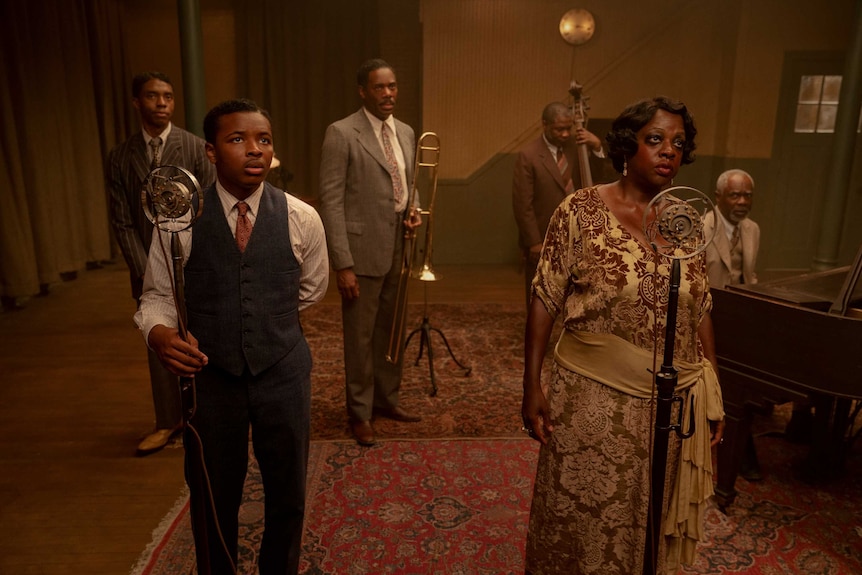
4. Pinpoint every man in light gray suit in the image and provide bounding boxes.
[318,59,423,446]
[107,71,214,455]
